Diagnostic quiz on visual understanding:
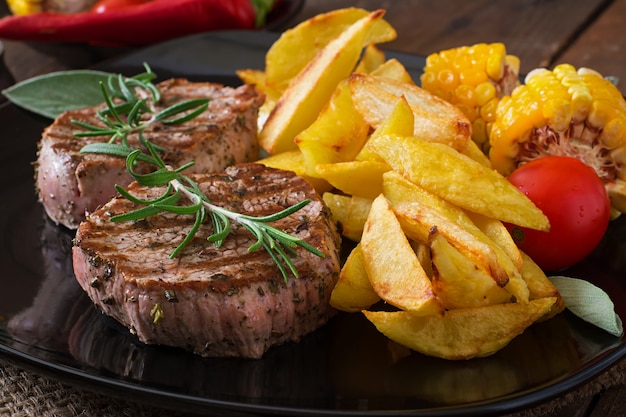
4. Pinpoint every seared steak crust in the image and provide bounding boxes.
[72,164,341,358]
[36,79,263,229]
